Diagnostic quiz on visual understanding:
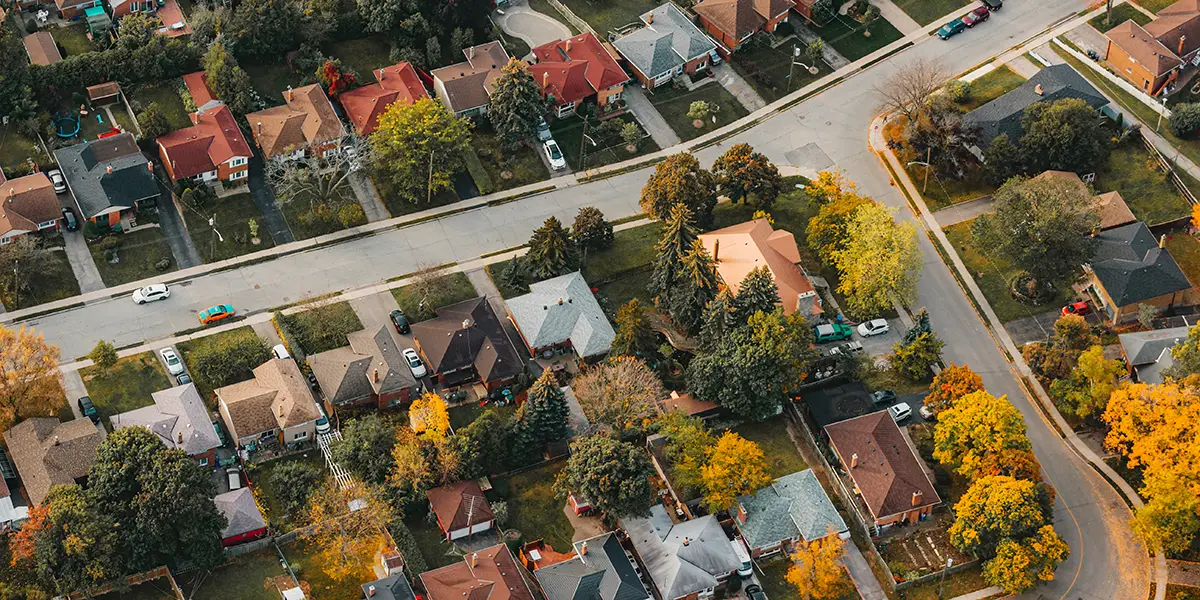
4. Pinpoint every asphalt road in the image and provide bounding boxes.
[12,1,1145,597]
